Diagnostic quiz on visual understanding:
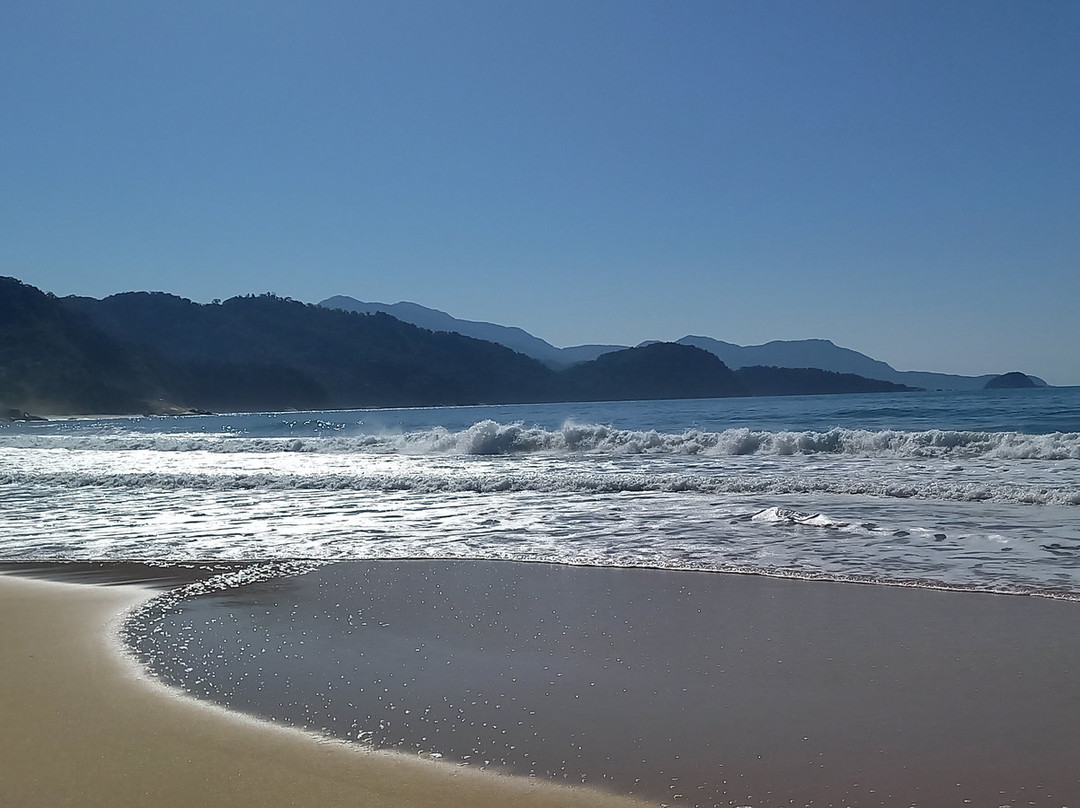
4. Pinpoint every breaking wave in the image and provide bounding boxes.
[3,420,1080,460]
